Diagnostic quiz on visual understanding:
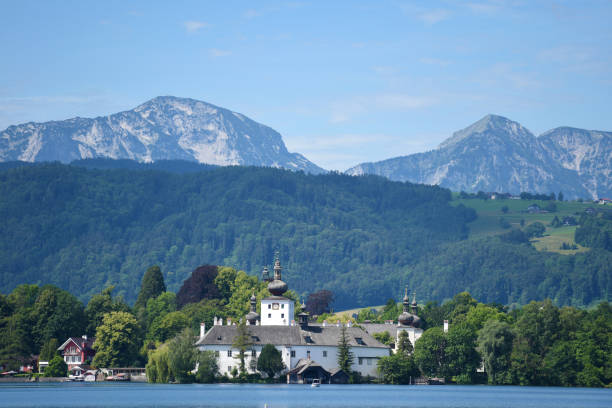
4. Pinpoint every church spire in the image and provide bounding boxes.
[402,286,410,313]
[267,252,288,296]
[273,251,282,281]
[245,291,260,325]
